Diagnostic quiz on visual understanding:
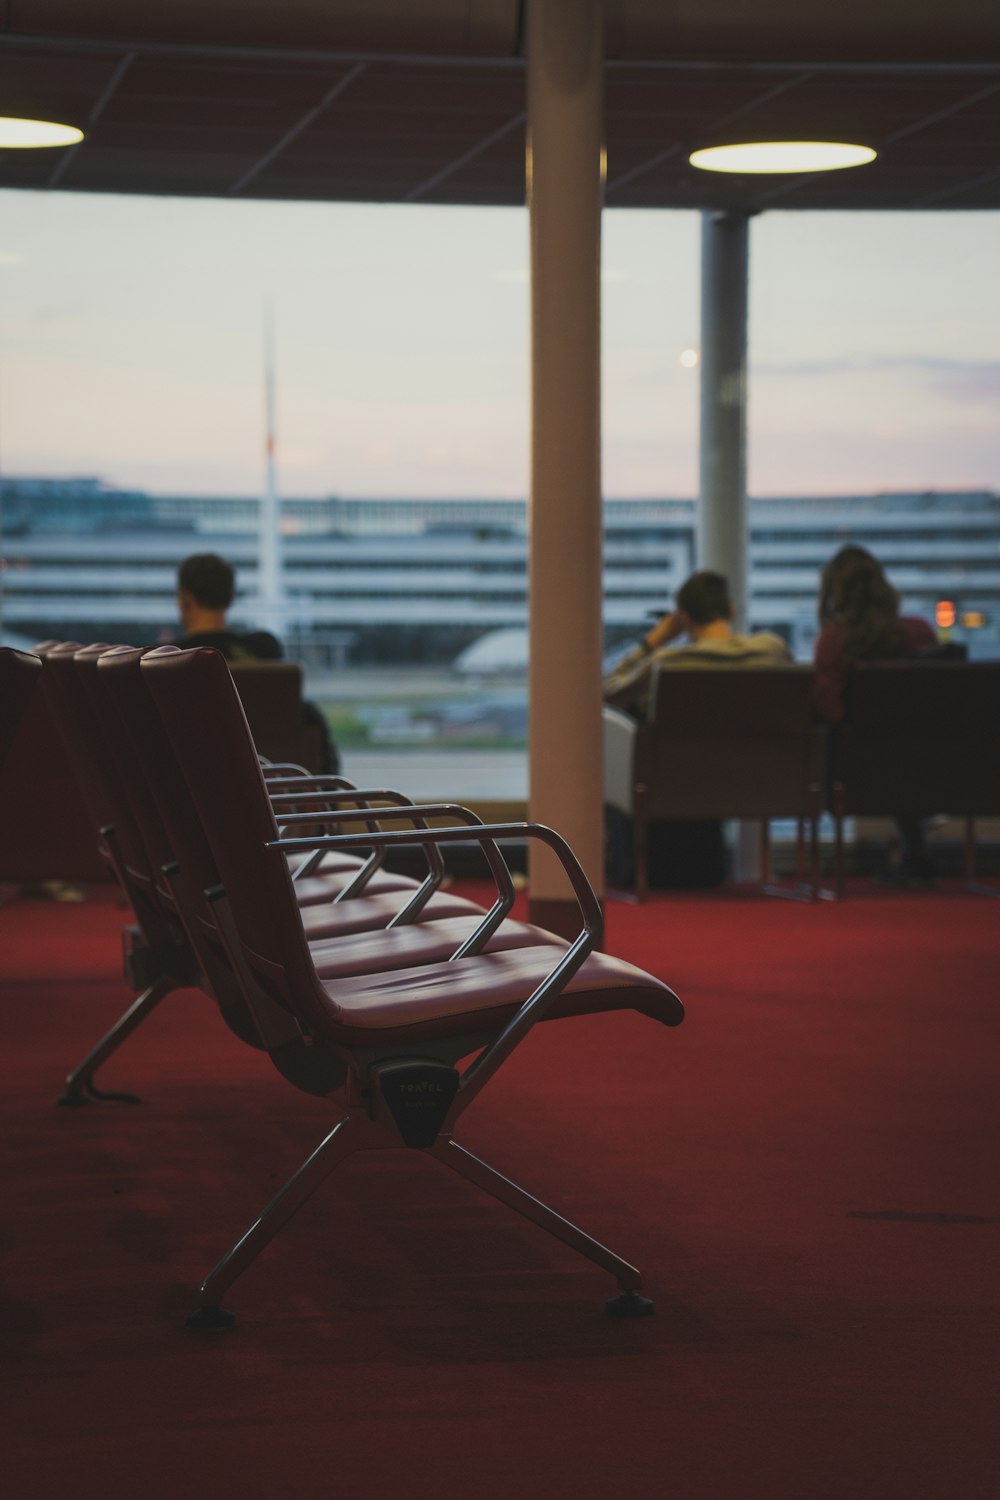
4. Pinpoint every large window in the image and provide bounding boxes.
[1,194,998,796]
